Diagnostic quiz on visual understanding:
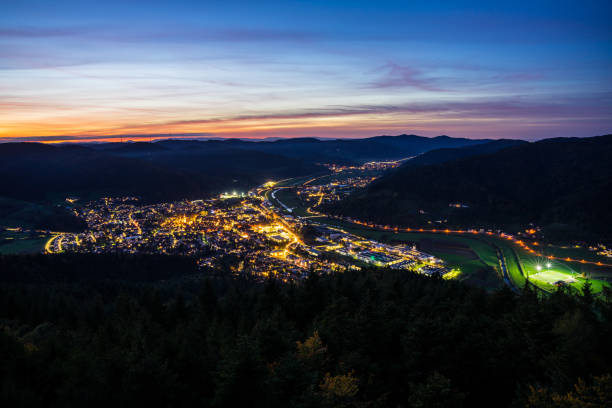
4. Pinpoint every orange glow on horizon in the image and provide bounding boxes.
[0,105,553,144]
[0,111,432,143]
